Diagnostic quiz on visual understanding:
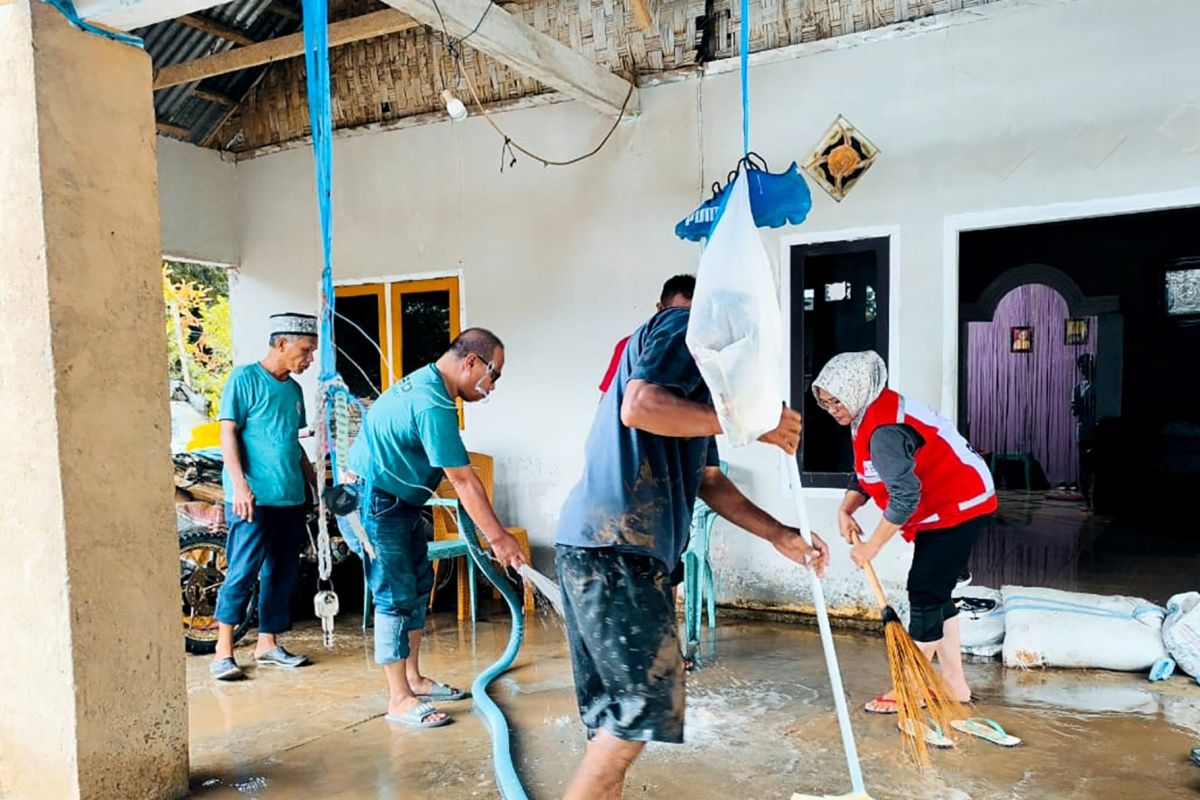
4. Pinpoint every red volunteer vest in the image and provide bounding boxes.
[854,389,996,542]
